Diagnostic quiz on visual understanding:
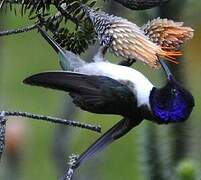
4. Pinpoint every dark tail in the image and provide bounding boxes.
[61,117,142,180]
